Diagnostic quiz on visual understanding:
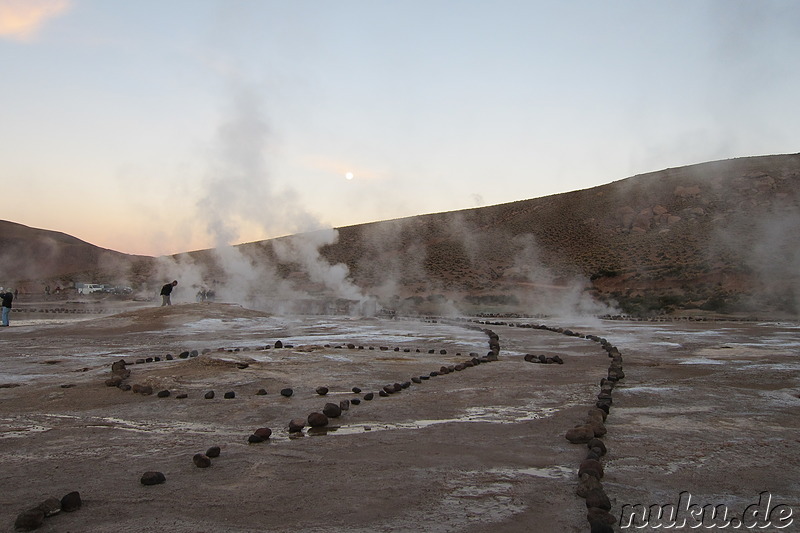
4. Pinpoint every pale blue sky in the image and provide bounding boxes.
[1,0,798,255]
